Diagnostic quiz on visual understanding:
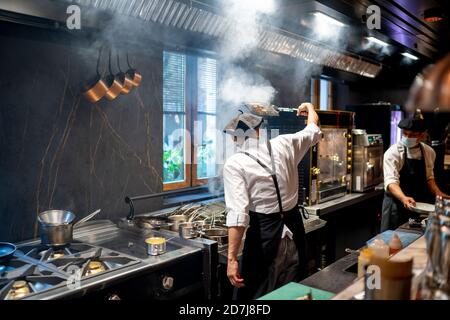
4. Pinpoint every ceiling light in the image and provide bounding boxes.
[312,12,345,27]
[401,52,419,60]
[365,36,389,47]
